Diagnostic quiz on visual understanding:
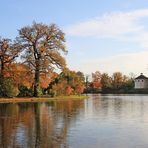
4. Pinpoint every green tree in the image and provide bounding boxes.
[112,72,123,90]
[0,78,19,97]
[121,75,134,91]
[17,22,67,97]
[101,73,112,91]
[76,71,85,82]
